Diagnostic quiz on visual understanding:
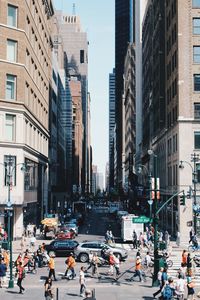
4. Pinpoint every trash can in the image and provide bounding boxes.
[159,241,166,250]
